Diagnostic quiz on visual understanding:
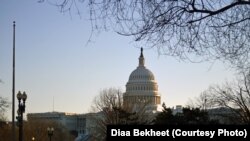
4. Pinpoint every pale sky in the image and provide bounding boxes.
[0,0,235,120]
